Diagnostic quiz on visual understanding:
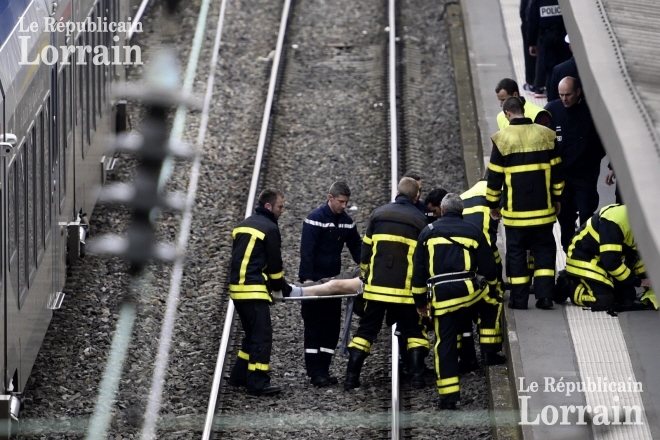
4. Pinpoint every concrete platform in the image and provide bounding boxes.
[461,1,660,439]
